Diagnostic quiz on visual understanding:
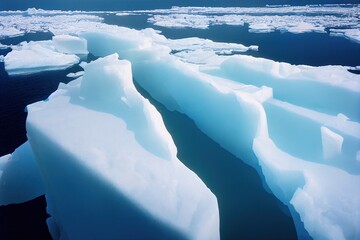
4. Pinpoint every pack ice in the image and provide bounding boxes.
[4,35,87,75]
